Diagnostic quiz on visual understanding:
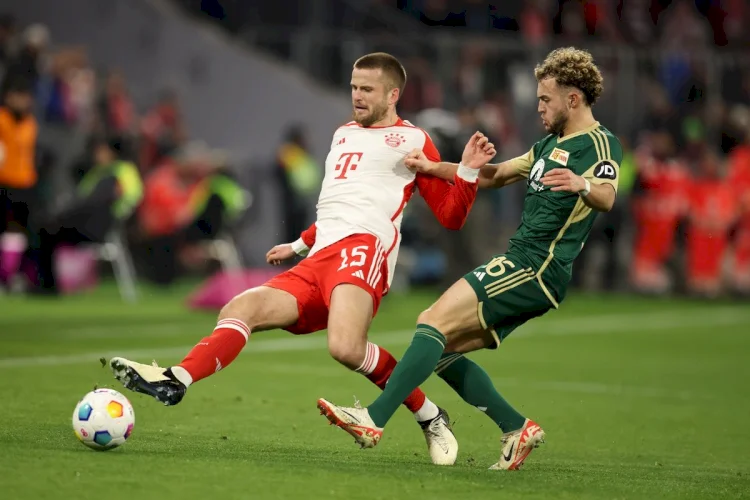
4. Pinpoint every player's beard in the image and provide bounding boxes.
[353,98,388,127]
[547,109,569,137]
